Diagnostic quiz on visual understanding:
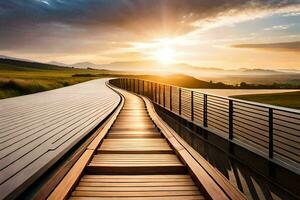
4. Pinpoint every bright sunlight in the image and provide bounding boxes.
[155,47,175,64]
